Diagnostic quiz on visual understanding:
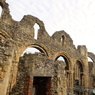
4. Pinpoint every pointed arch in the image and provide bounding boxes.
[73,60,83,85]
